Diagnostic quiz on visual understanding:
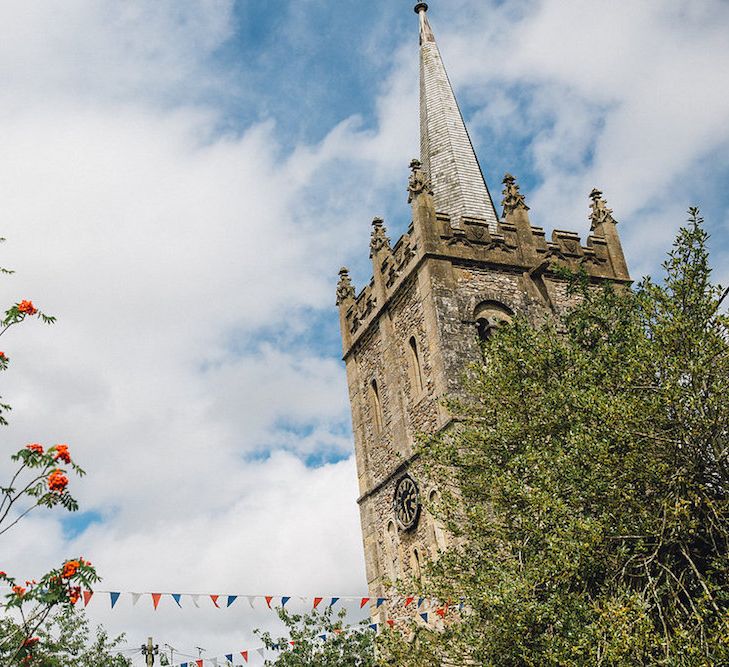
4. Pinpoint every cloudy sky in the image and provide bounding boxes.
[1,0,728,663]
